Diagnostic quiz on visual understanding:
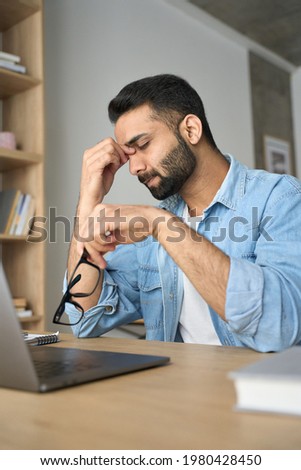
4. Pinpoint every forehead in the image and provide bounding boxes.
[114,104,165,144]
